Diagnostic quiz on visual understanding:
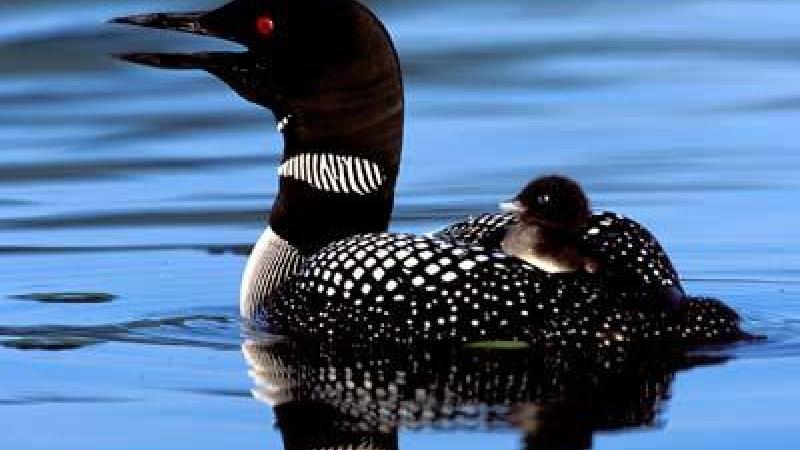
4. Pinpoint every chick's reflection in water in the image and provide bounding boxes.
[243,339,727,450]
